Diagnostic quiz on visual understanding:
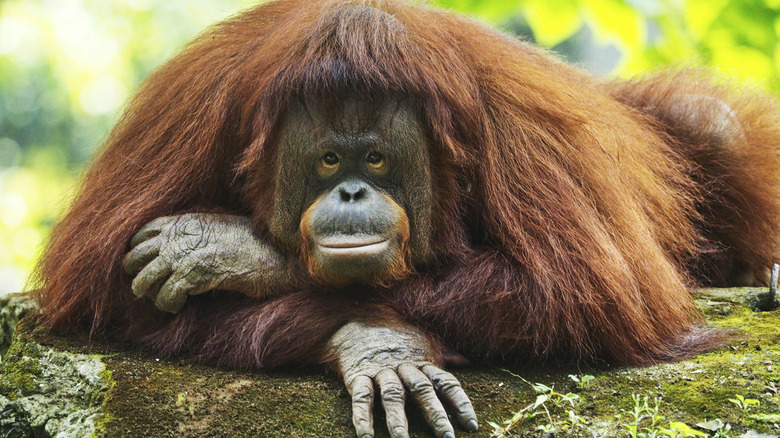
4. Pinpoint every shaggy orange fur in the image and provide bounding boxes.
[35,0,779,367]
